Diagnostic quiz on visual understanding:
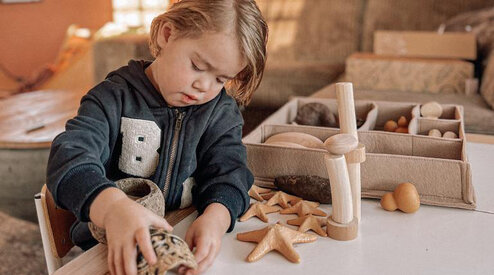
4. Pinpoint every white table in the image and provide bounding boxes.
[172,142,494,275]
[55,142,494,275]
